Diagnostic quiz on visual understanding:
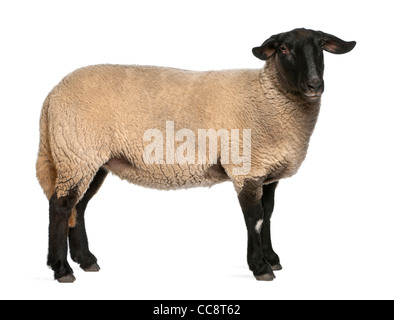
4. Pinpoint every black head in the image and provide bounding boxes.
[253,28,356,102]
